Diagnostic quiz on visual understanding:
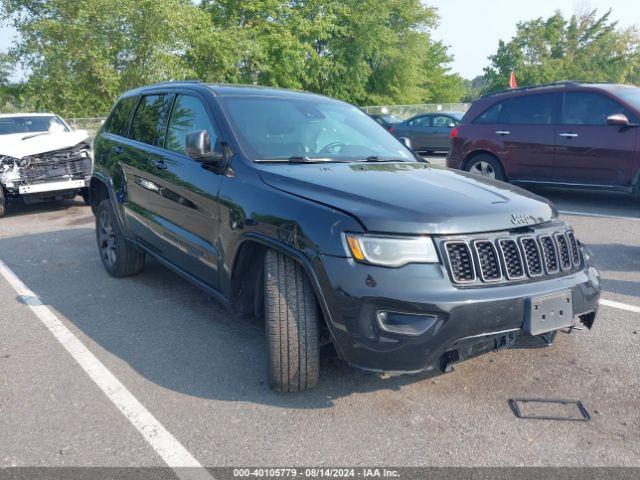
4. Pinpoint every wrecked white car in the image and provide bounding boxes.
[0,113,93,217]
